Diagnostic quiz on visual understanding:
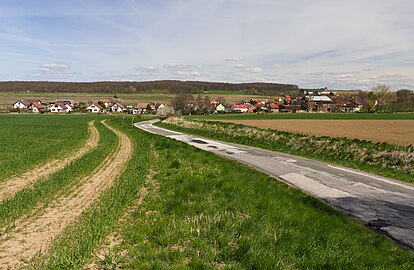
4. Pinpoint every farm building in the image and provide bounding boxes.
[306,96,334,112]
